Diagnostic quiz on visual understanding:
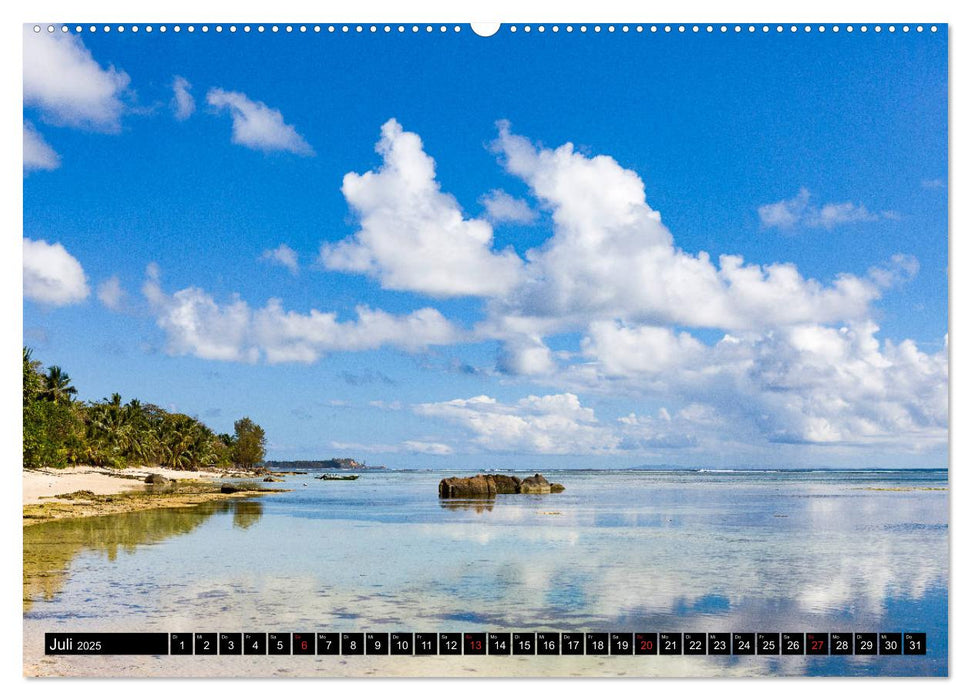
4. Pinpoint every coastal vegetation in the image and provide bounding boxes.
[230,418,266,470]
[23,348,266,471]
